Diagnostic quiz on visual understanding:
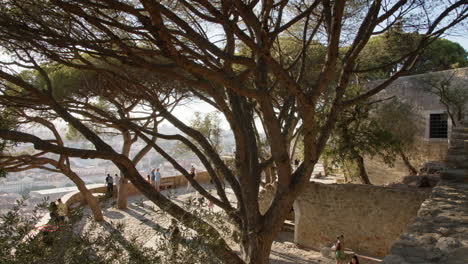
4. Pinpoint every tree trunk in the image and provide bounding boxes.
[117,177,129,209]
[356,155,371,184]
[65,170,104,221]
[117,131,132,209]
[241,234,273,264]
[399,150,417,176]
[80,187,104,222]
[323,158,330,176]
